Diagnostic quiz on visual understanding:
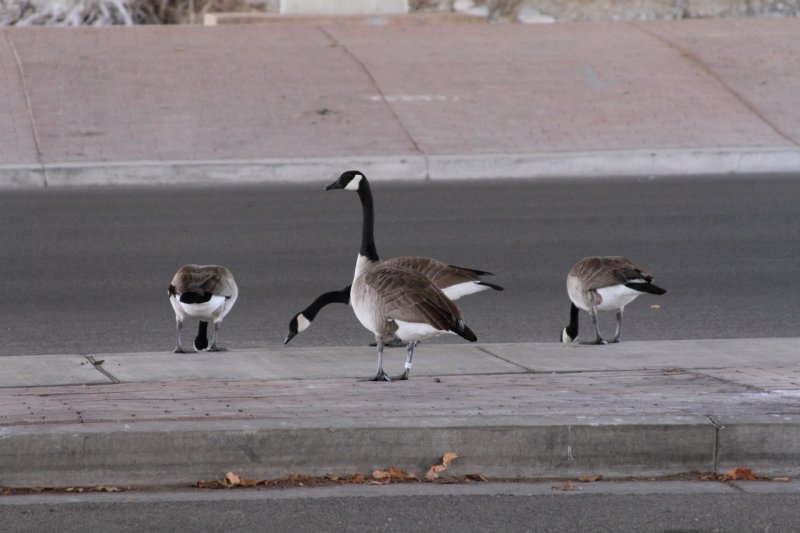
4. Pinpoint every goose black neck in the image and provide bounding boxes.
[565,303,579,339]
[304,286,351,320]
[357,179,380,262]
